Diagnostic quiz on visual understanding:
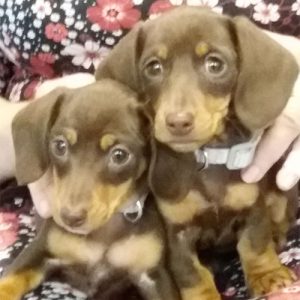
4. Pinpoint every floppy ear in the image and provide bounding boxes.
[12,88,67,185]
[232,17,299,131]
[95,22,143,91]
